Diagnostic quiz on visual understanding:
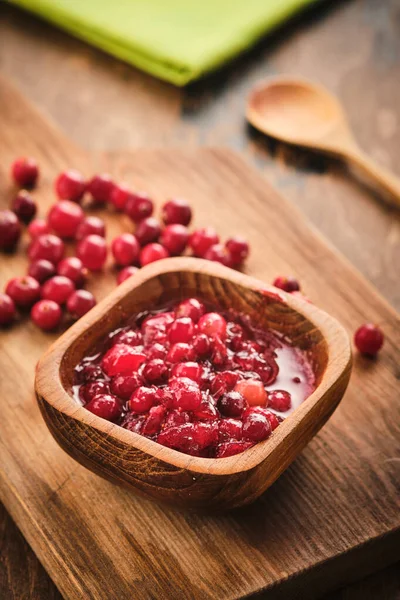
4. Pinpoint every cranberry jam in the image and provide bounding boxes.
[73,298,315,458]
